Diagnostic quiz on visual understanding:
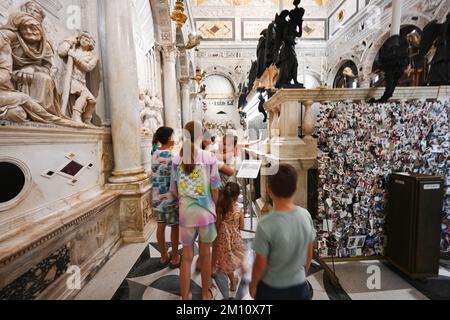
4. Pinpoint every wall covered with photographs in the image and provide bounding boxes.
[315,102,450,258]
